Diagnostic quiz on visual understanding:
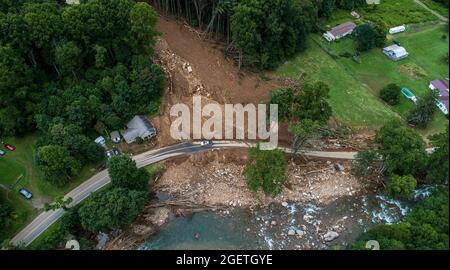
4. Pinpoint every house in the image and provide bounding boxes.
[110,131,121,144]
[389,25,406,35]
[429,80,449,115]
[122,115,157,144]
[323,22,357,42]
[383,45,409,61]
[94,136,106,147]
